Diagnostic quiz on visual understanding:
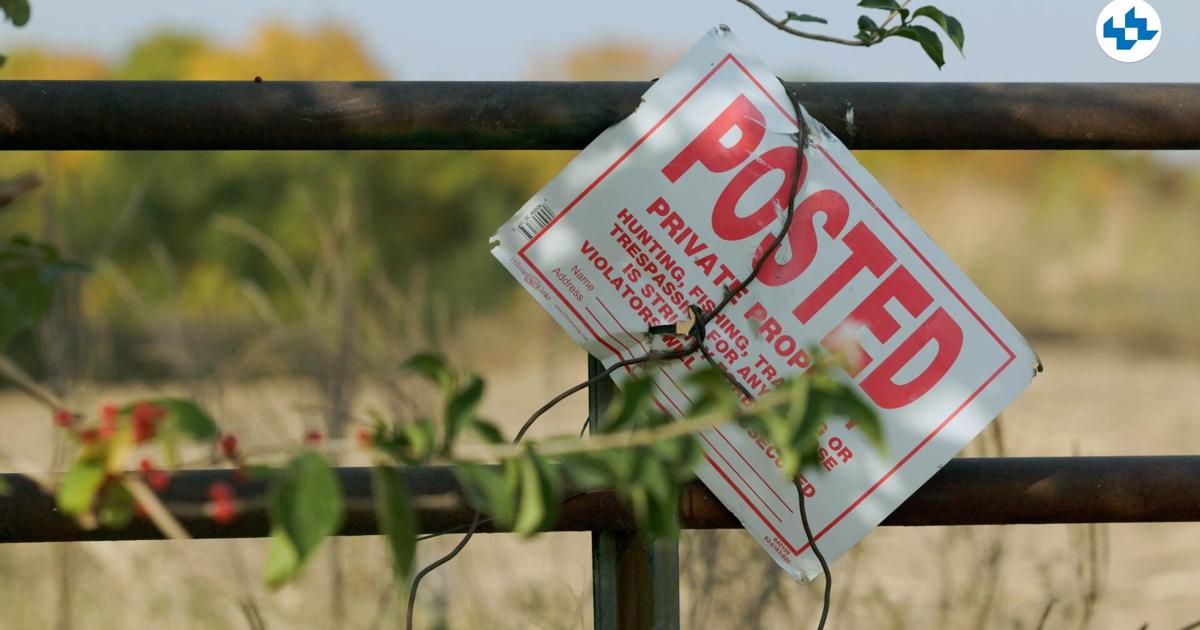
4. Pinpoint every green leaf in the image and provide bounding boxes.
[855,15,881,43]
[651,435,703,475]
[0,0,30,27]
[375,419,437,465]
[913,6,964,53]
[263,529,301,588]
[892,24,946,68]
[97,482,136,529]
[603,377,655,433]
[857,0,901,10]
[831,386,884,447]
[649,491,682,539]
[401,353,454,393]
[241,464,275,481]
[158,398,219,441]
[685,366,741,417]
[626,458,682,541]
[558,452,615,489]
[371,467,418,580]
[785,11,827,25]
[636,455,673,505]
[778,374,812,436]
[513,449,561,536]
[263,452,344,587]
[443,375,483,452]
[597,447,637,484]
[470,420,506,445]
[56,462,106,516]
[455,461,520,531]
[0,237,67,350]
